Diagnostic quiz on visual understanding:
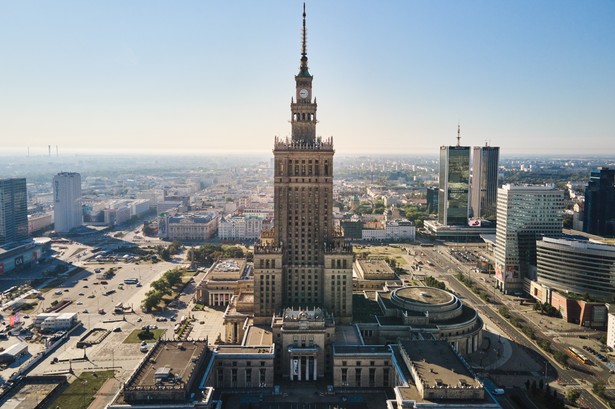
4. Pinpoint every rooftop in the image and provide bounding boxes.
[400,341,479,390]
[127,340,208,390]
[393,287,453,306]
